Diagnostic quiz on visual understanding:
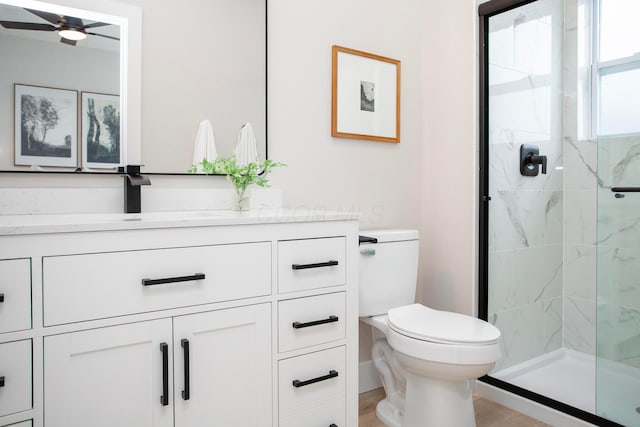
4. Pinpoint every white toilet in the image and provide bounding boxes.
[359,229,501,427]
